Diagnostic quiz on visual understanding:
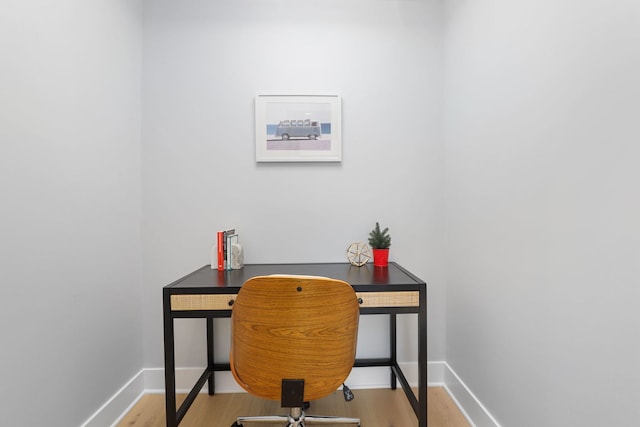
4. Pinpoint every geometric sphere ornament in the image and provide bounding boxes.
[346,242,372,267]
